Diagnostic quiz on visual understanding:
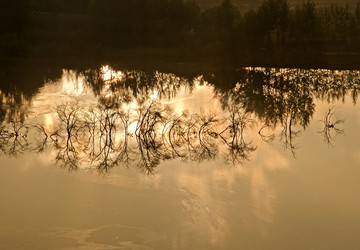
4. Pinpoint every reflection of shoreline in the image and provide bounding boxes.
[0,66,357,172]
